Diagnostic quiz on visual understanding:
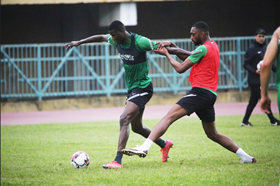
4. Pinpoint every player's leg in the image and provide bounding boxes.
[241,84,259,126]
[130,108,173,162]
[148,104,187,142]
[202,121,239,153]
[102,100,140,169]
[269,83,280,125]
[118,101,141,151]
[121,104,187,157]
[251,84,279,123]
[202,120,256,163]
[259,87,280,125]
[130,109,166,148]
